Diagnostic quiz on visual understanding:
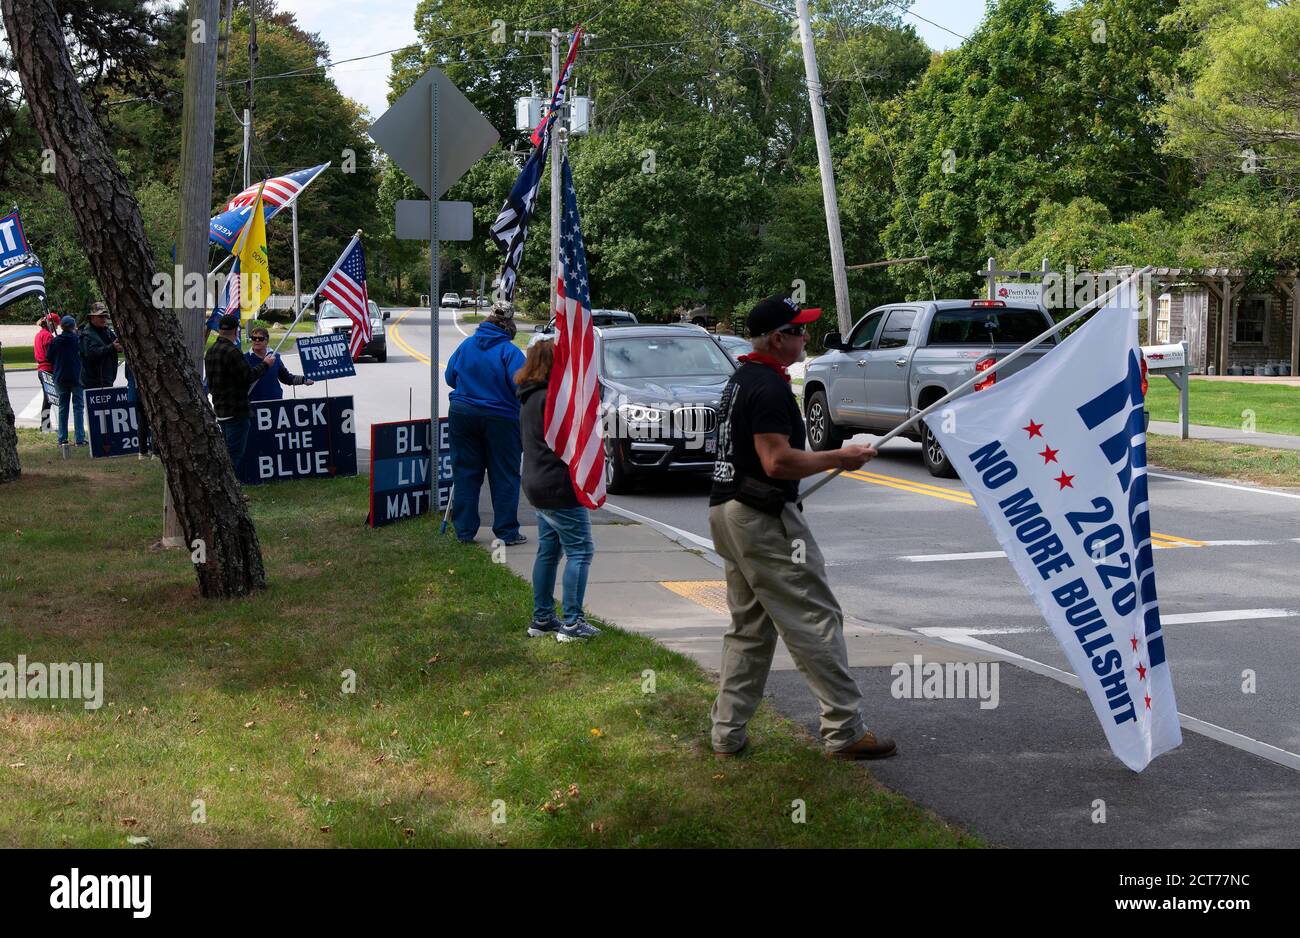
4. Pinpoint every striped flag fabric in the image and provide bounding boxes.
[207,256,242,331]
[543,154,604,509]
[317,236,371,360]
[223,163,329,214]
[0,254,46,311]
[208,163,329,251]
[488,134,550,302]
[489,28,583,301]
[529,28,584,148]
